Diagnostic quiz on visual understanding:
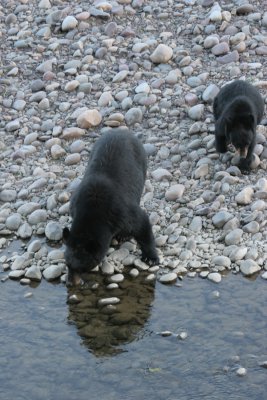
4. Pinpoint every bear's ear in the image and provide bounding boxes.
[63,227,70,242]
